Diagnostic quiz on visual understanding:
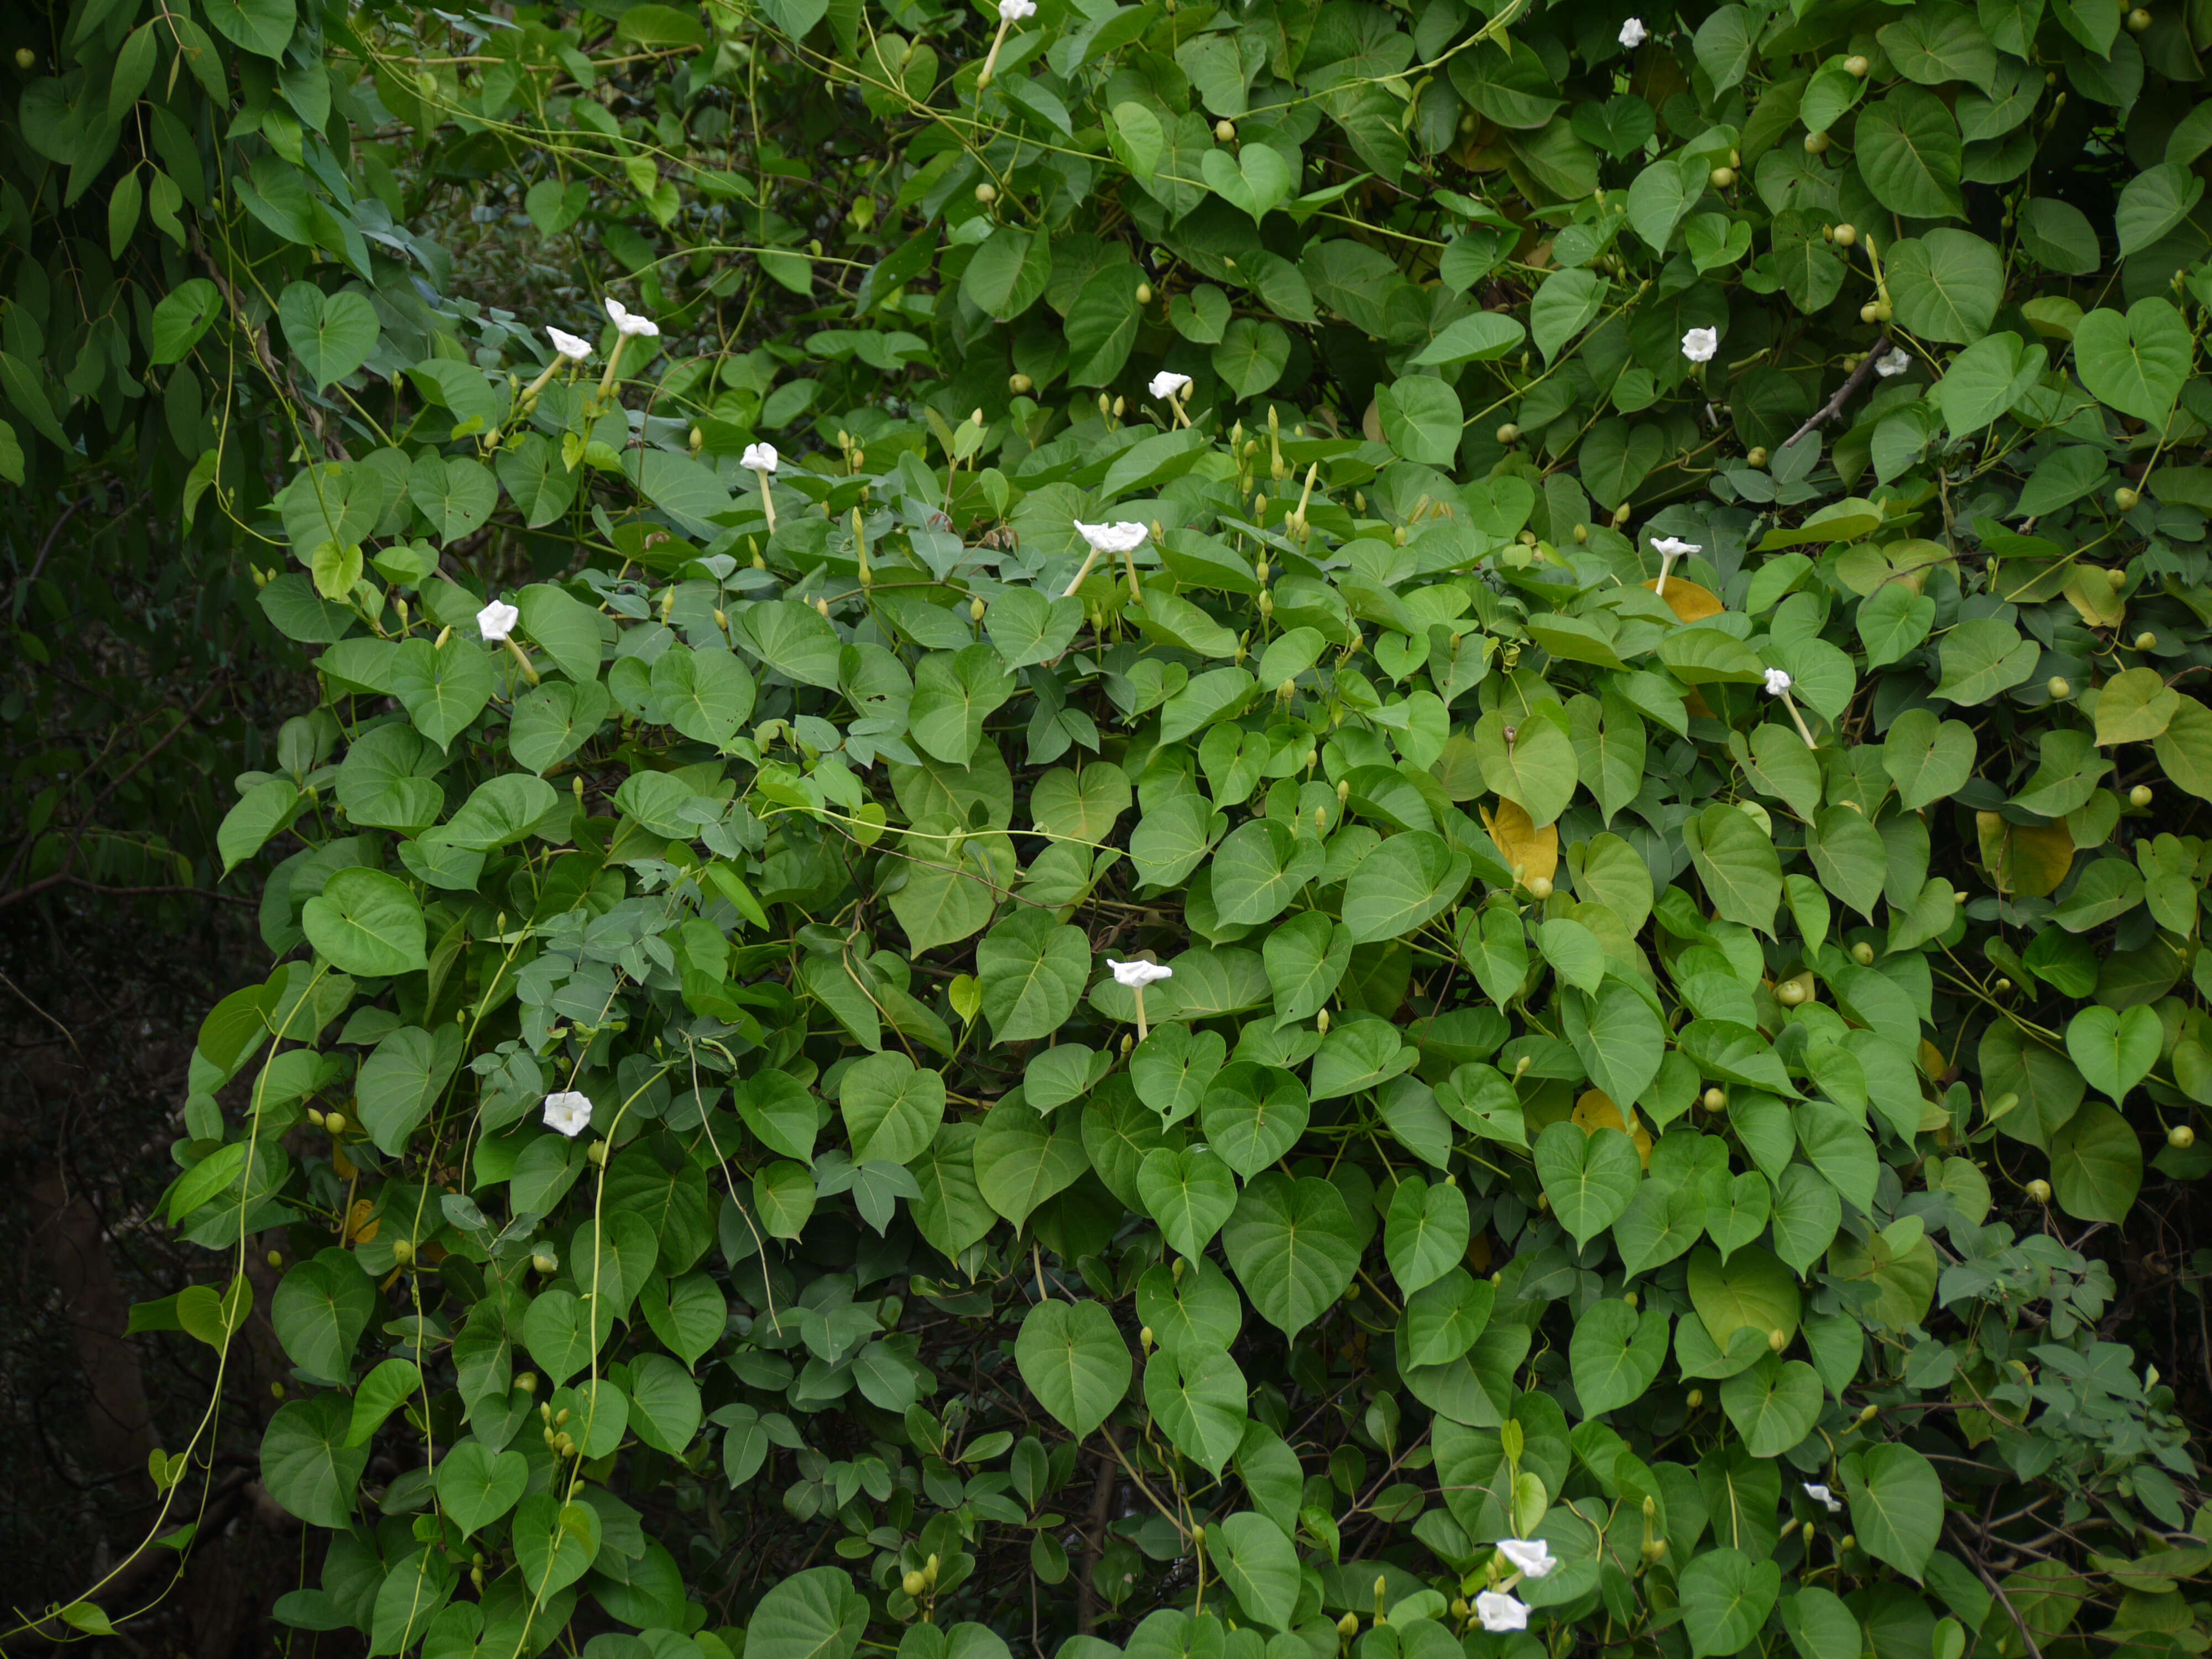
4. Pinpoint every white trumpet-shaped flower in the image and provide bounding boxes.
[477,599,520,643]
[1149,371,1193,400]
[1108,958,1174,990]
[546,327,594,363]
[542,1091,593,1137]
[1075,520,1149,554]
[1682,326,1719,363]
[1498,1538,1558,1579]
[1803,1483,1845,1513]
[999,0,1037,18]
[604,297,660,339]
[1652,536,1702,559]
[1874,347,1912,378]
[1475,1592,1531,1633]
[1620,17,1648,45]
[741,442,781,474]
[1764,667,1795,696]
